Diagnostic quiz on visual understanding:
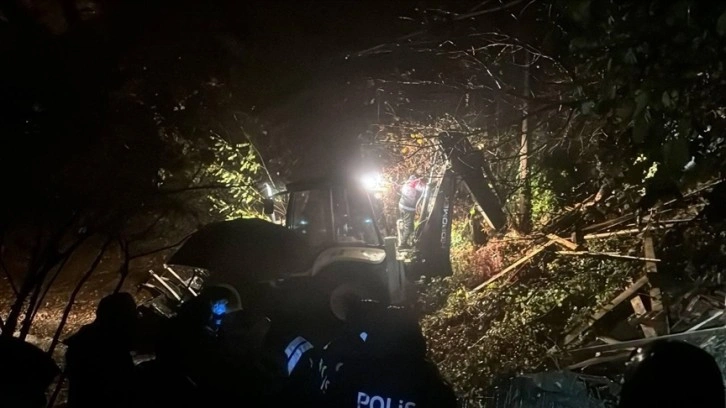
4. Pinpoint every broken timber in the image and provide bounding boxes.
[565,325,726,357]
[583,219,694,240]
[546,233,580,250]
[562,275,650,346]
[554,251,660,262]
[470,232,644,294]
[630,295,658,338]
[470,239,555,293]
